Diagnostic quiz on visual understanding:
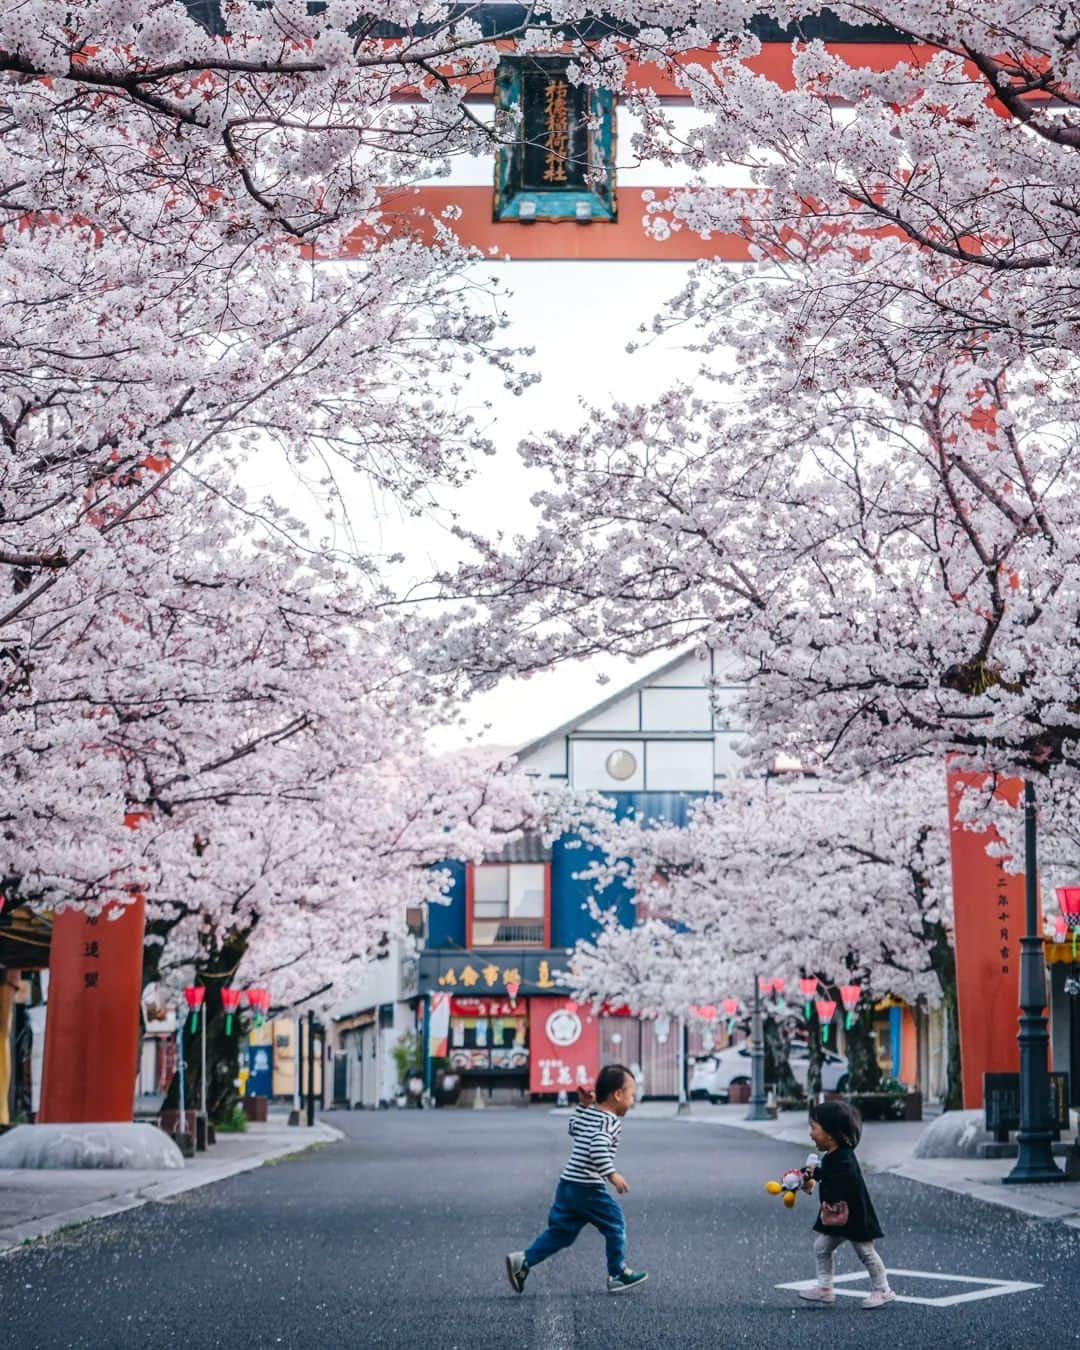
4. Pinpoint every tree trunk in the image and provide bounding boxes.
[929,922,963,1110]
[844,1002,883,1093]
[764,1014,800,1098]
[162,929,250,1124]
